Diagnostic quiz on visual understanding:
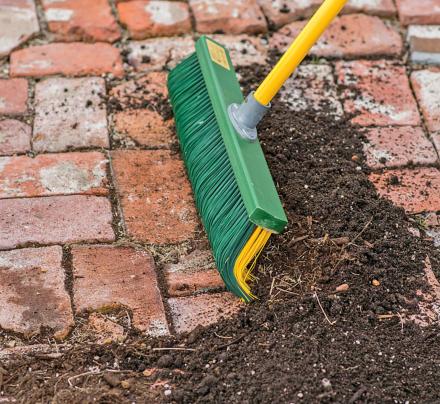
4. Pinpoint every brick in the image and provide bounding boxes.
[42,0,120,42]
[33,77,109,152]
[279,64,343,117]
[86,313,126,343]
[411,70,440,133]
[363,127,438,169]
[189,0,267,34]
[396,0,440,26]
[336,60,420,126]
[0,79,28,115]
[433,133,440,155]
[0,246,73,339]
[344,0,396,17]
[72,245,169,336]
[126,37,194,71]
[0,119,31,155]
[113,109,173,148]
[118,0,191,39]
[0,152,108,198]
[408,26,440,64]
[168,292,242,333]
[369,168,440,213]
[0,0,39,57]
[271,14,402,58]
[0,195,114,249]
[111,150,197,244]
[164,249,224,297]
[210,35,268,67]
[10,43,124,78]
